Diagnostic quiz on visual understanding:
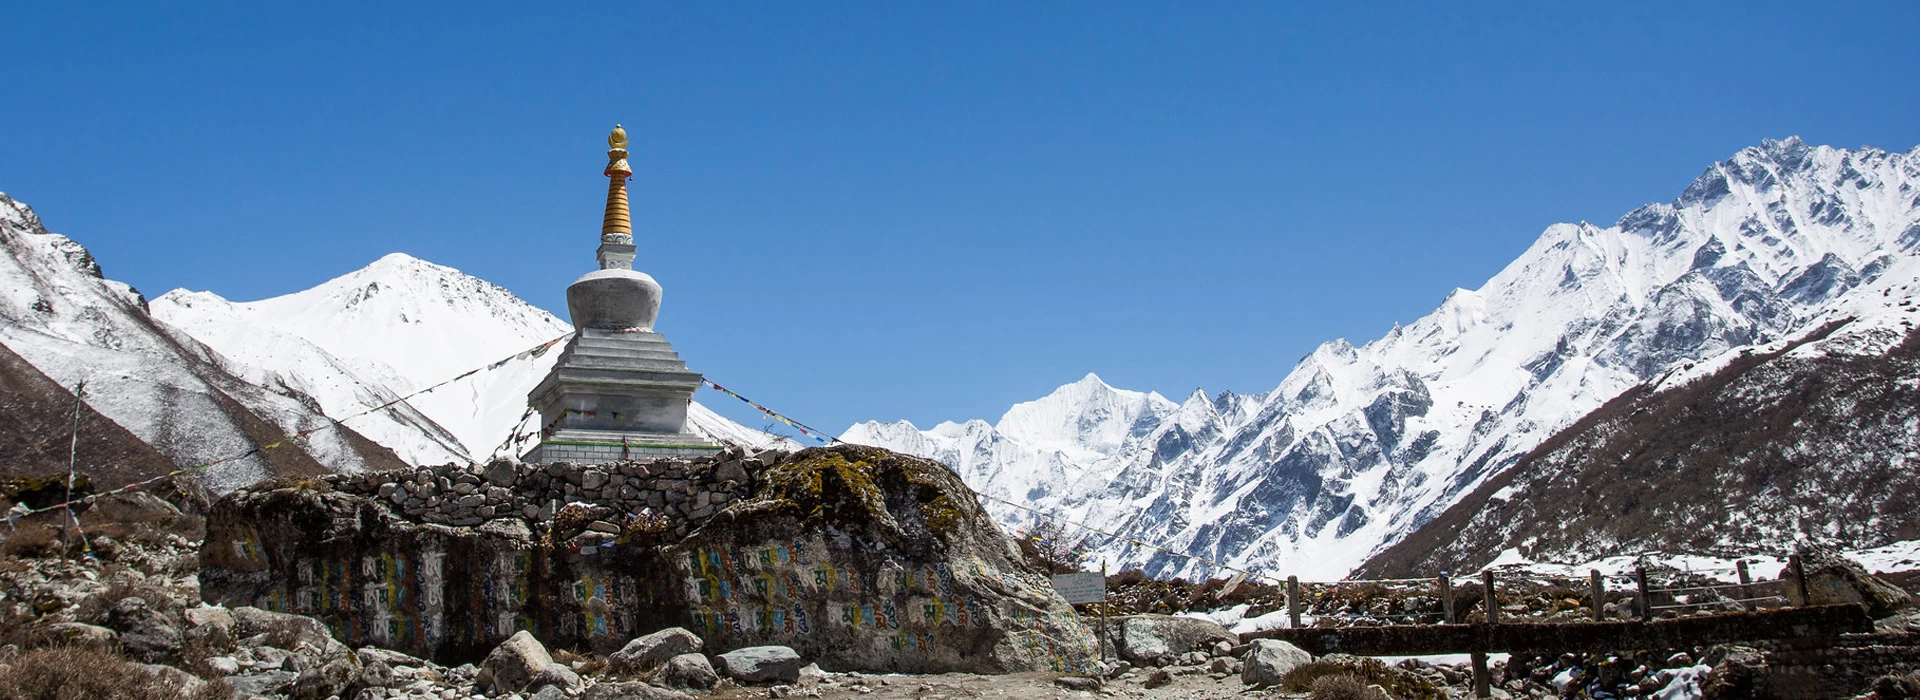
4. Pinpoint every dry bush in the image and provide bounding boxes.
[552,648,609,677]
[0,605,59,651]
[1309,674,1385,700]
[1283,659,1443,700]
[1,525,62,559]
[545,503,600,547]
[76,579,180,626]
[0,645,231,700]
[1015,519,1086,574]
[249,475,332,493]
